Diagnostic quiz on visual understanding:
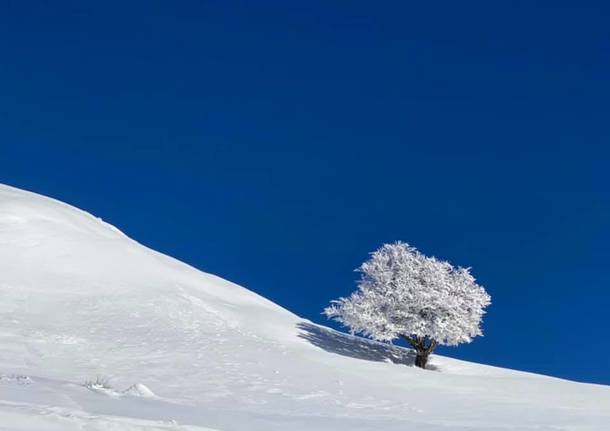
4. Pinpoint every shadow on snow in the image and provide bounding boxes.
[297,322,424,367]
